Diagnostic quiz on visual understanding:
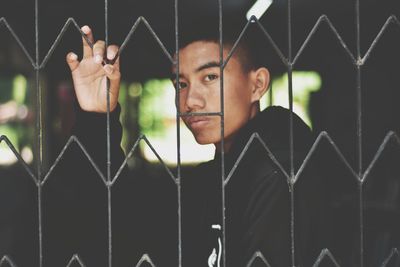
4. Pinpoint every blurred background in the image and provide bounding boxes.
[1,0,400,266]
